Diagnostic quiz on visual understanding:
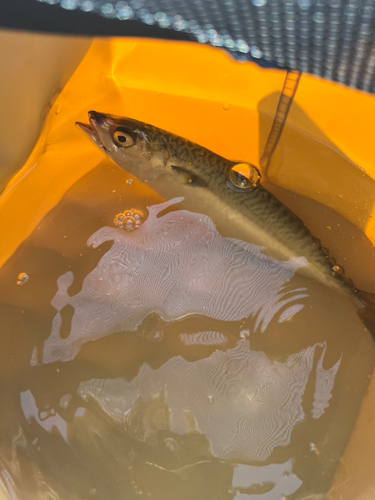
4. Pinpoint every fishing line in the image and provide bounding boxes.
[259,69,302,175]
